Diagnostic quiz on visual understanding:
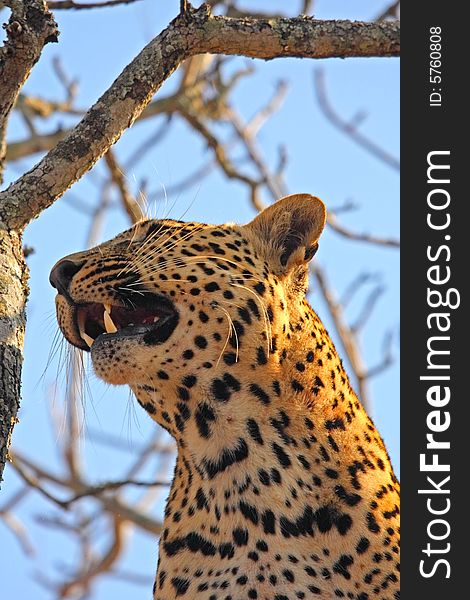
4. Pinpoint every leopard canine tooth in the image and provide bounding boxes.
[81,332,95,348]
[103,305,118,334]
[77,311,95,348]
